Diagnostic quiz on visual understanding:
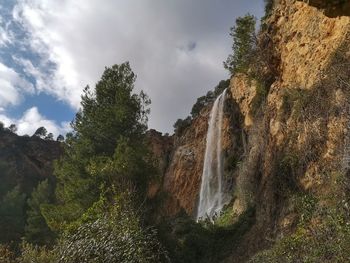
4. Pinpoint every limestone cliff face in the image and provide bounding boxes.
[145,129,173,199]
[224,0,350,260]
[151,0,350,260]
[160,96,243,217]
